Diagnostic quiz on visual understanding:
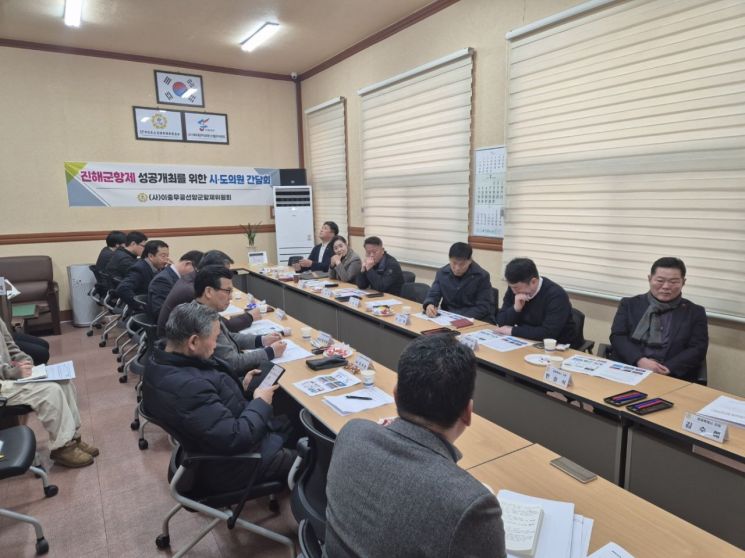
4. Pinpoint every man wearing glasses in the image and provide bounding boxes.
[105,230,148,283]
[610,257,708,381]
